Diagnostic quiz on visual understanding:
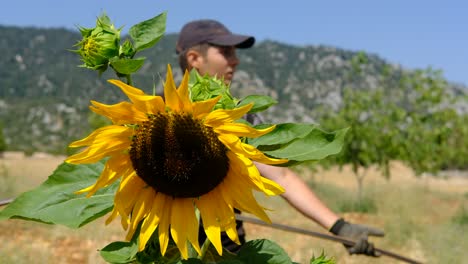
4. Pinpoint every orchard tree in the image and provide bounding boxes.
[0,122,7,157]
[319,87,403,202]
[317,52,468,206]
[317,52,404,203]
[320,64,468,207]
[398,69,468,174]
[445,113,468,170]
